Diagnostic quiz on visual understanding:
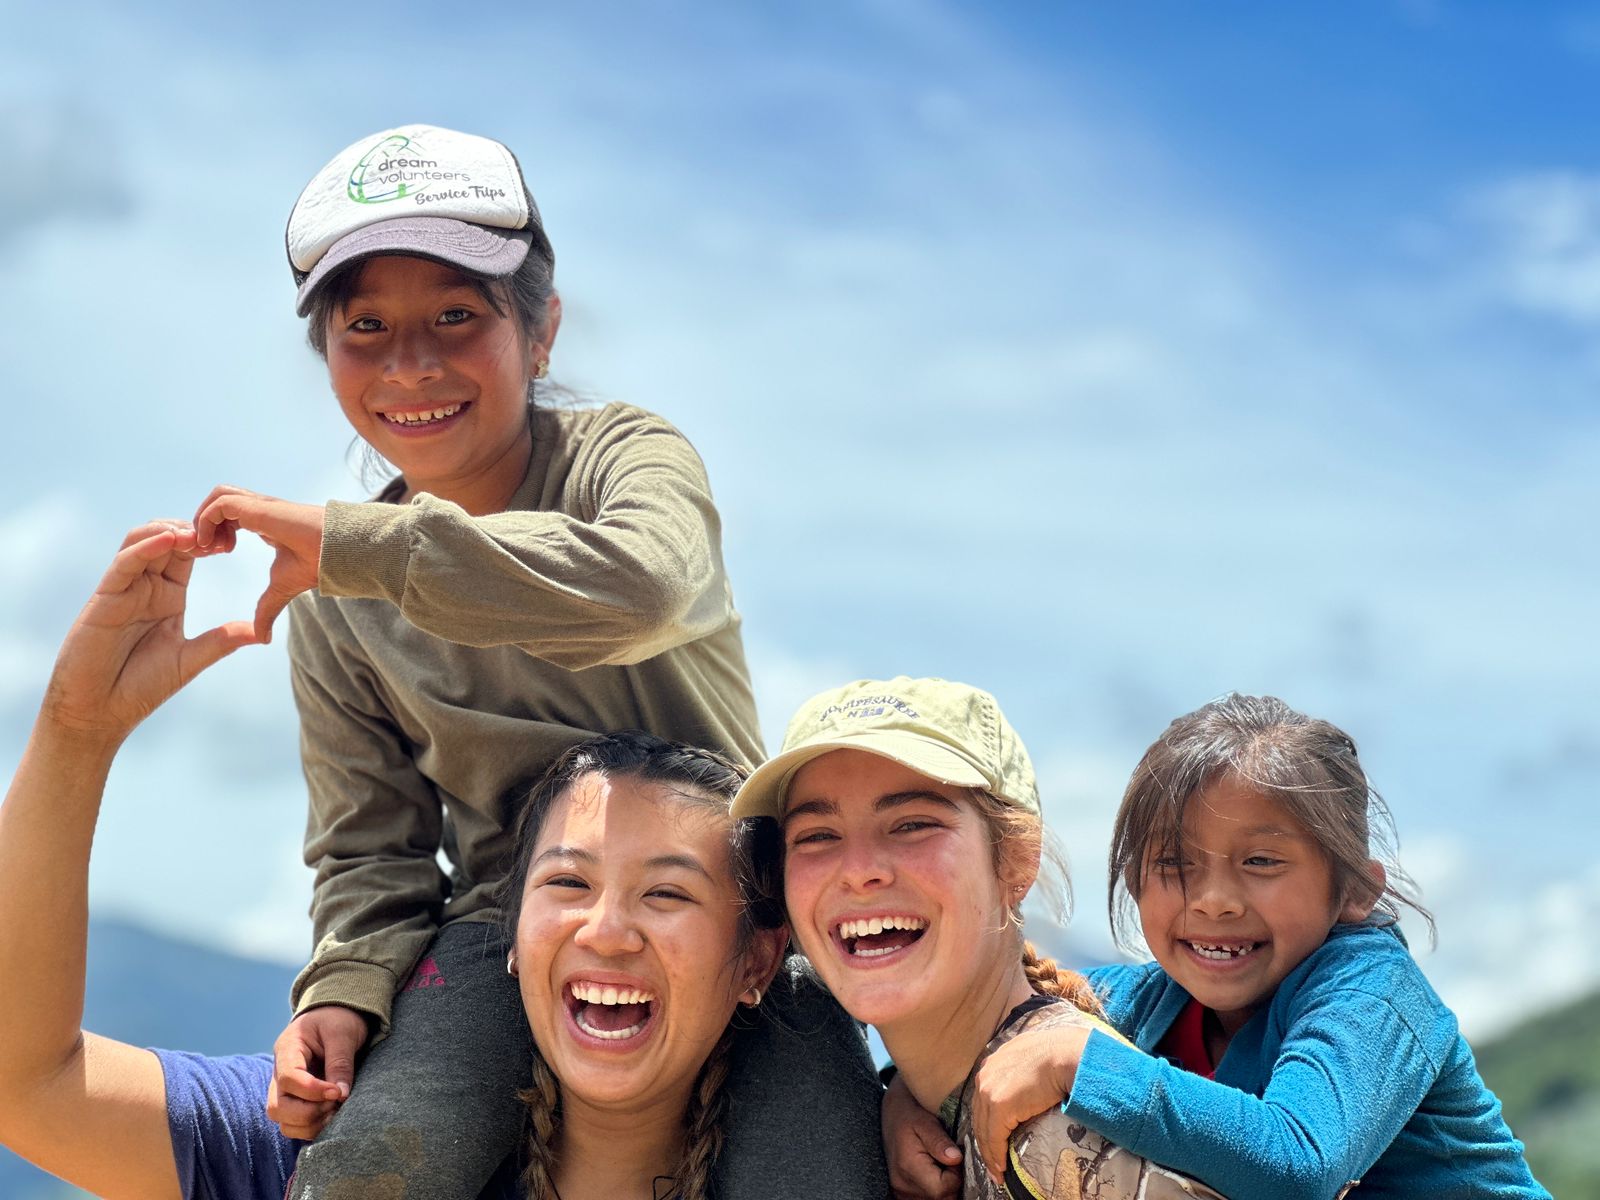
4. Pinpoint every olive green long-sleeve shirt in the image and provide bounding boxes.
[287,402,763,1028]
